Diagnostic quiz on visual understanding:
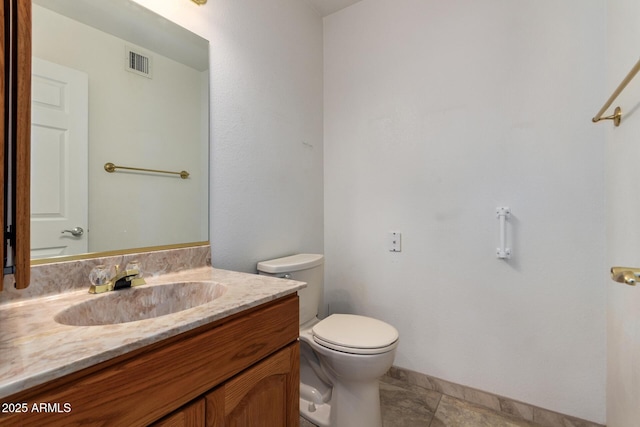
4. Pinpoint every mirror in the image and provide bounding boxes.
[30,0,209,262]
